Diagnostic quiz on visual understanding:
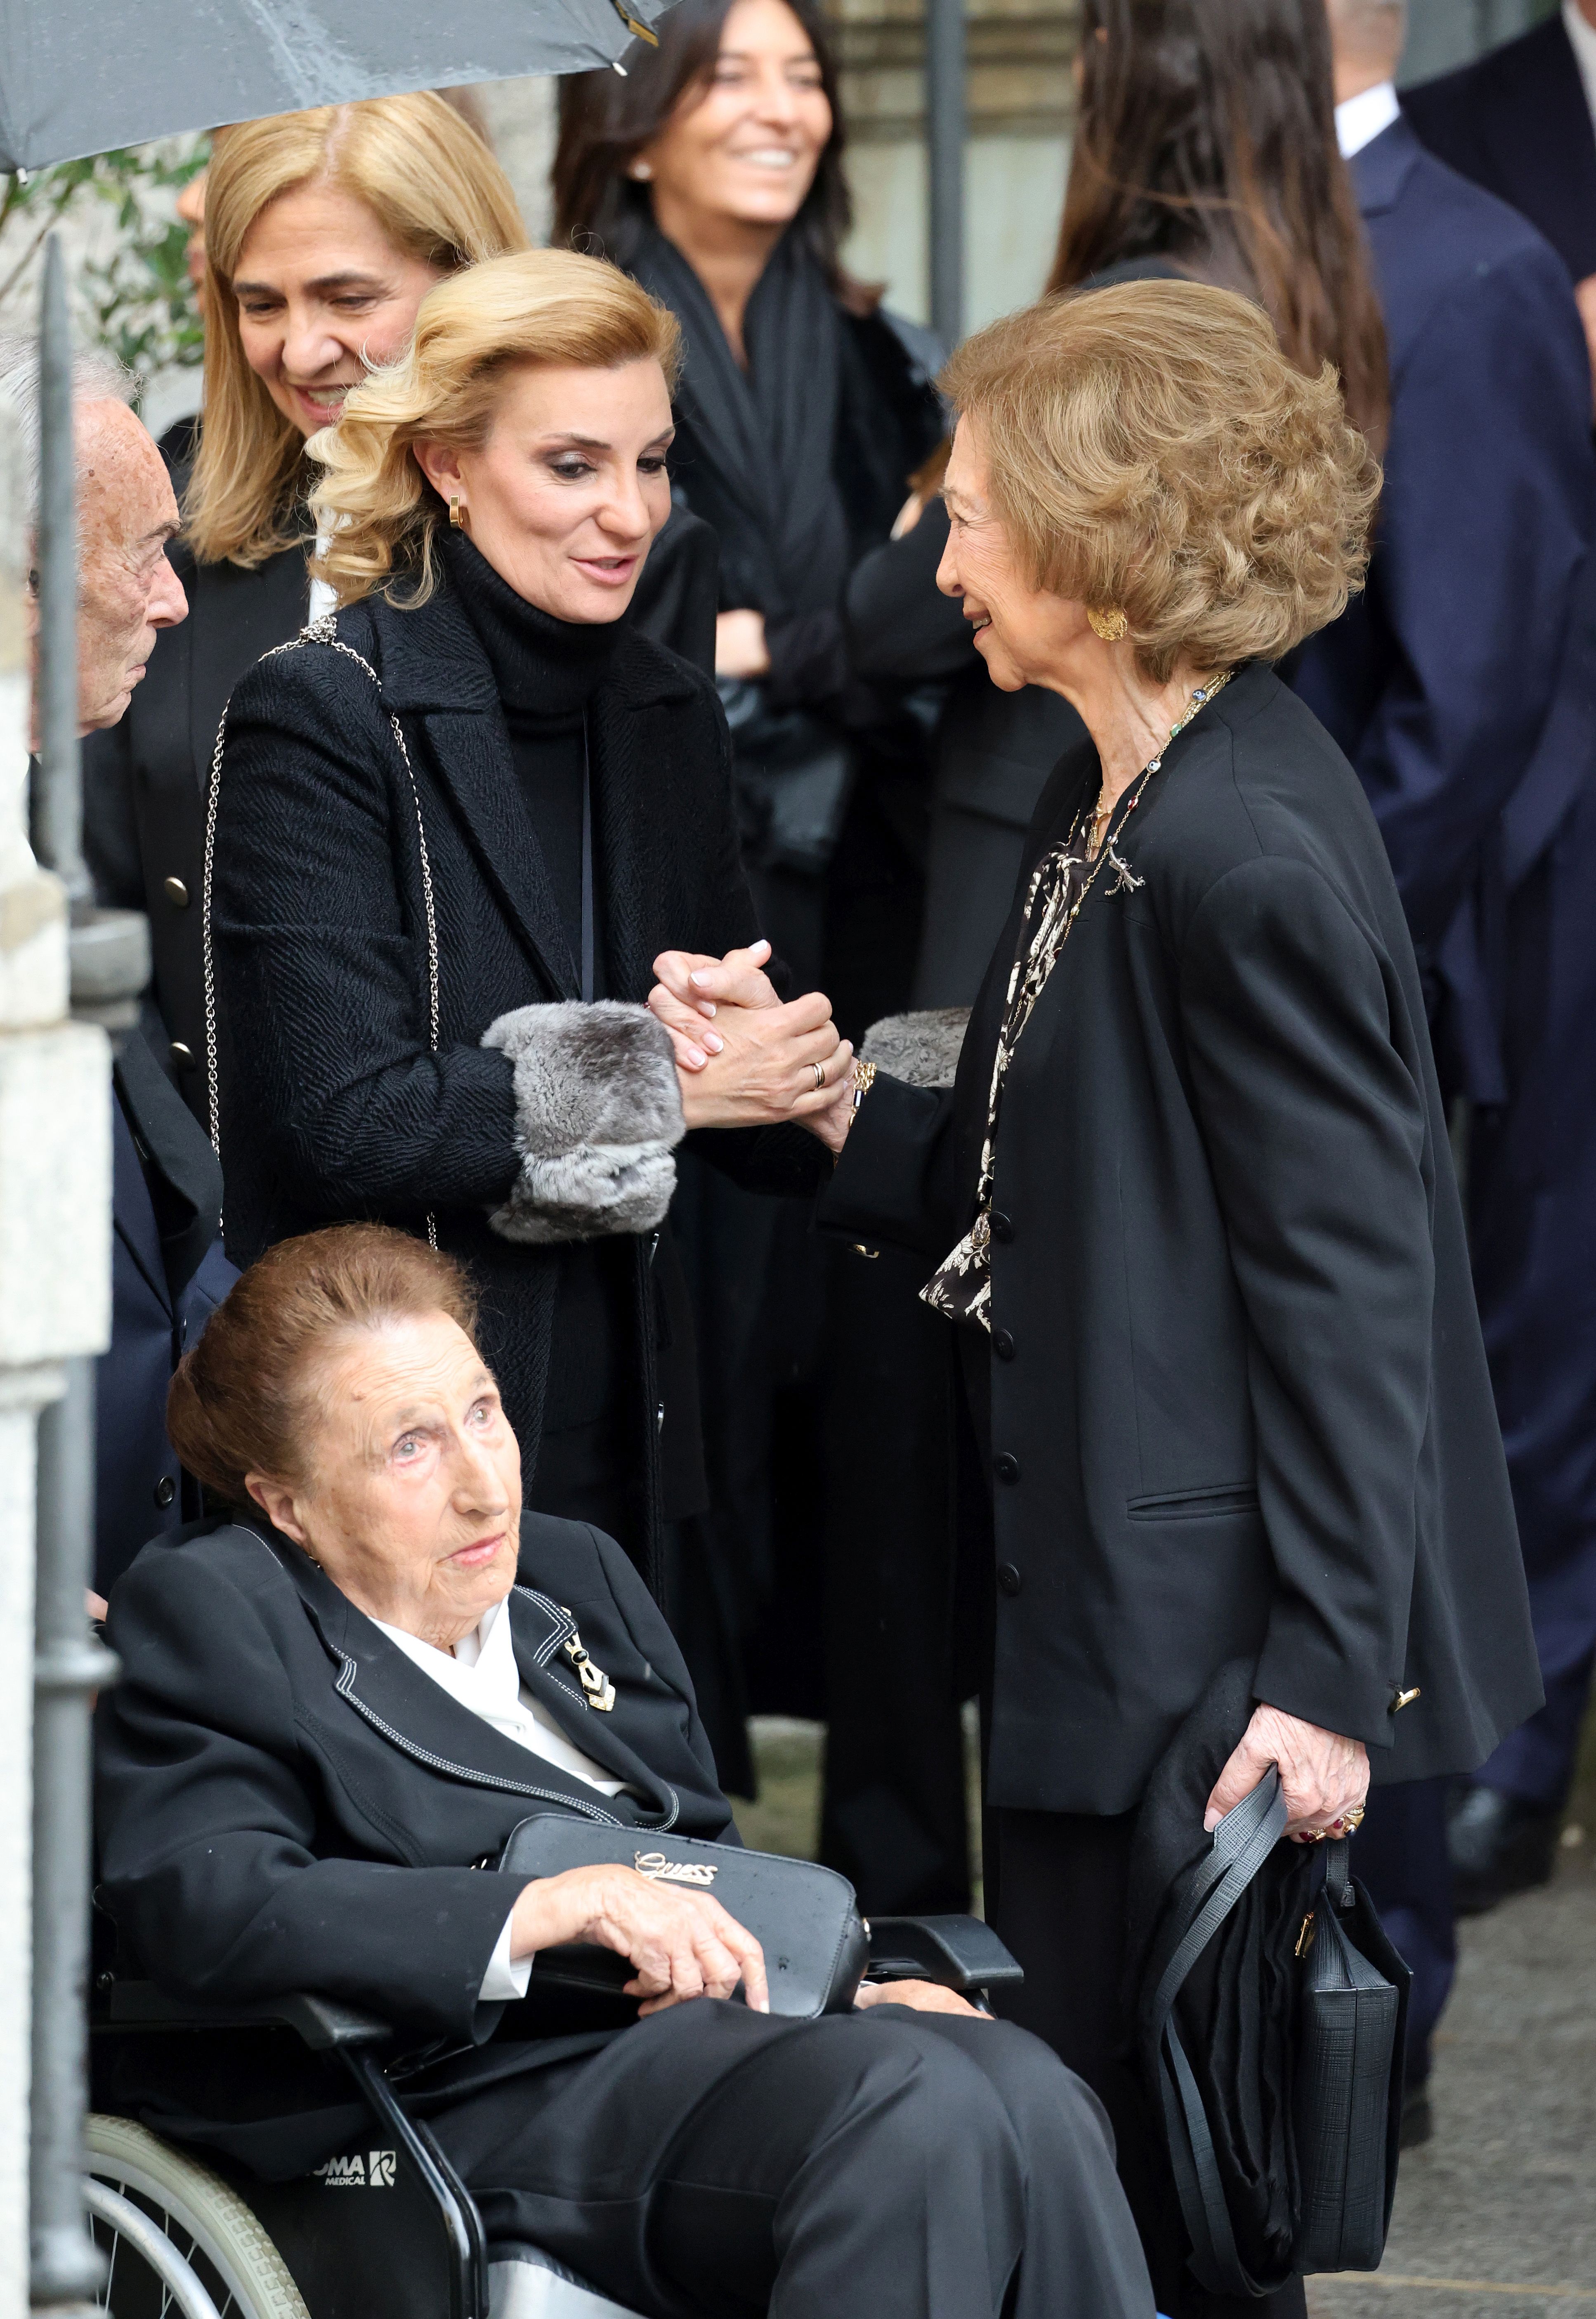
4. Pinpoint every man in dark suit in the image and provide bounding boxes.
[1293,0,1596,2111]
[0,330,235,1598]
[1403,2,1596,394]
